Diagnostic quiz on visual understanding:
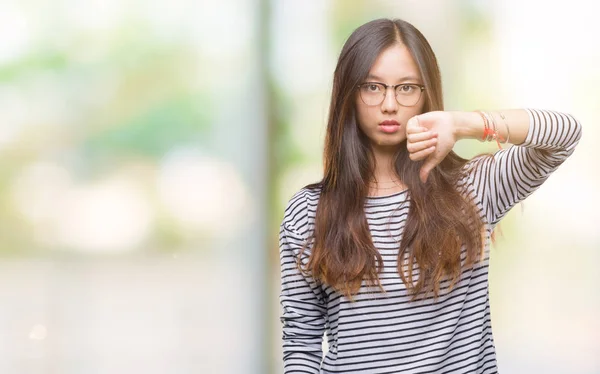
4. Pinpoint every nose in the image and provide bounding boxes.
[381,86,398,113]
